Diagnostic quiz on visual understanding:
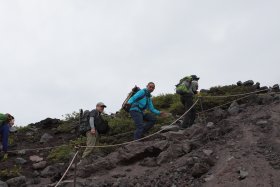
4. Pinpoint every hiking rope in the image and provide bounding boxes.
[79,99,199,148]
[197,93,256,114]
[198,88,269,98]
[55,150,79,187]
[109,130,134,137]
[7,144,69,154]
[7,89,270,153]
